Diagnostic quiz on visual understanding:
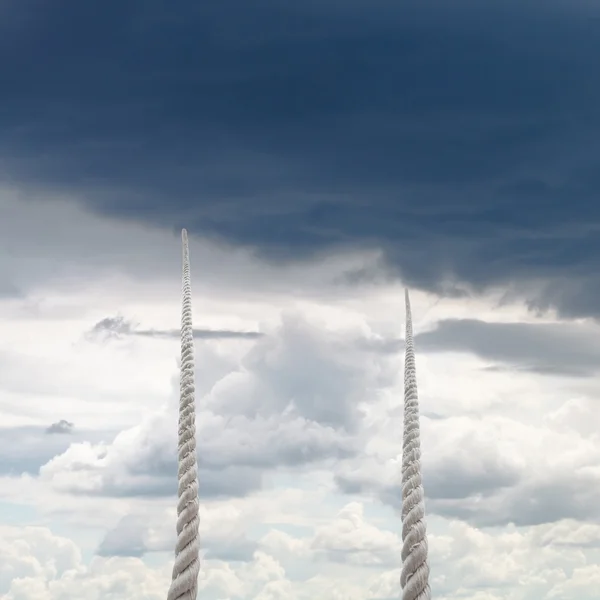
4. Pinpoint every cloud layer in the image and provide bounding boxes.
[2,0,600,316]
